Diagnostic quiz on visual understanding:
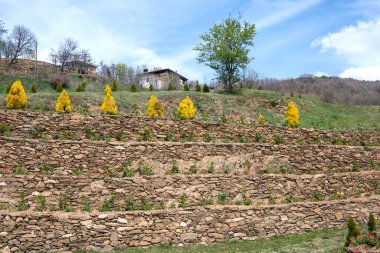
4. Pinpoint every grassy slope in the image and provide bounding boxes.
[77,226,347,253]
[0,87,379,131]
